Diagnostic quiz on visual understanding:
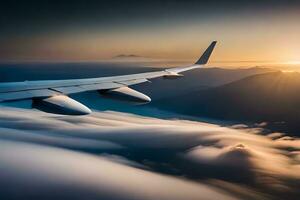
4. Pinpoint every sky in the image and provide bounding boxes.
[1,0,300,63]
